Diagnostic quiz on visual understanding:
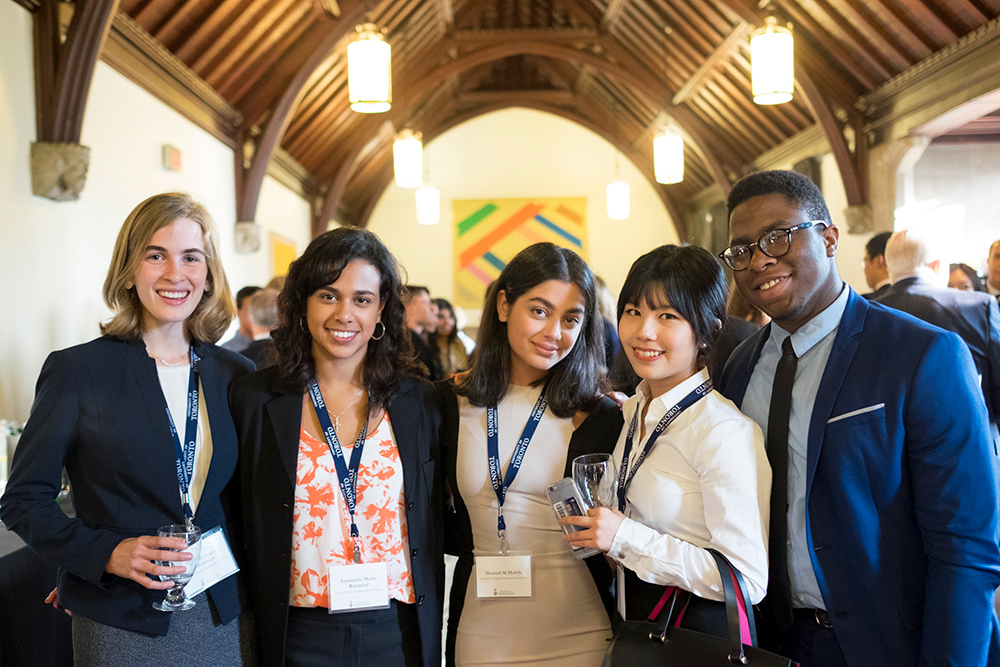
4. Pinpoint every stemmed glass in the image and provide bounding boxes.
[572,453,619,510]
[152,524,201,612]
